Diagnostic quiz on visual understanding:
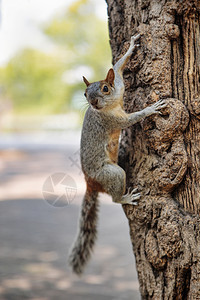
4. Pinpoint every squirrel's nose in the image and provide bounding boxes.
[90,99,98,106]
